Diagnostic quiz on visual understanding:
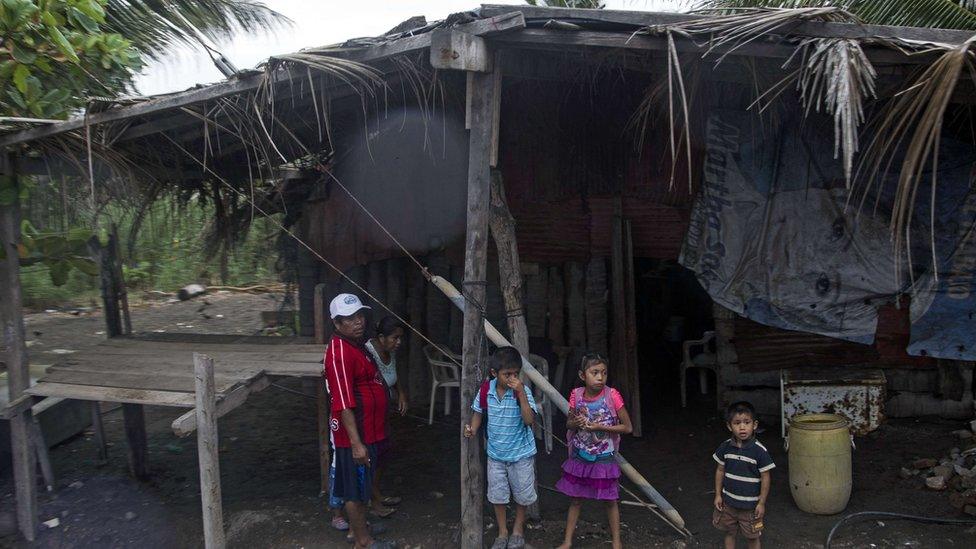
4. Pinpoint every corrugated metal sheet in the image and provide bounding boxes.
[733,317,880,372]
[734,307,935,372]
